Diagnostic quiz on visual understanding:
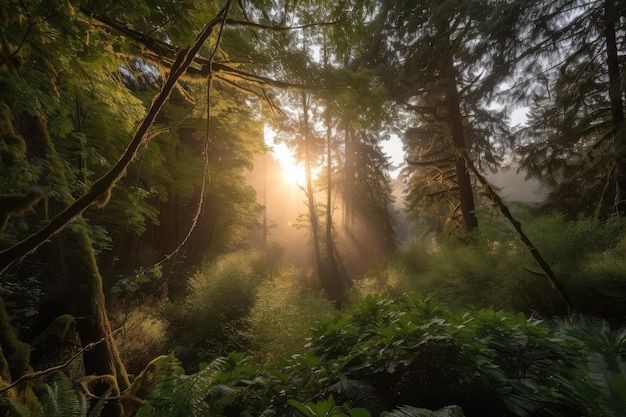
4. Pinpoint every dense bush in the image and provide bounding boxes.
[112,305,167,376]
[161,250,277,369]
[308,295,609,416]
[354,211,626,319]
[244,267,334,363]
[5,295,622,416]
[132,296,621,417]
